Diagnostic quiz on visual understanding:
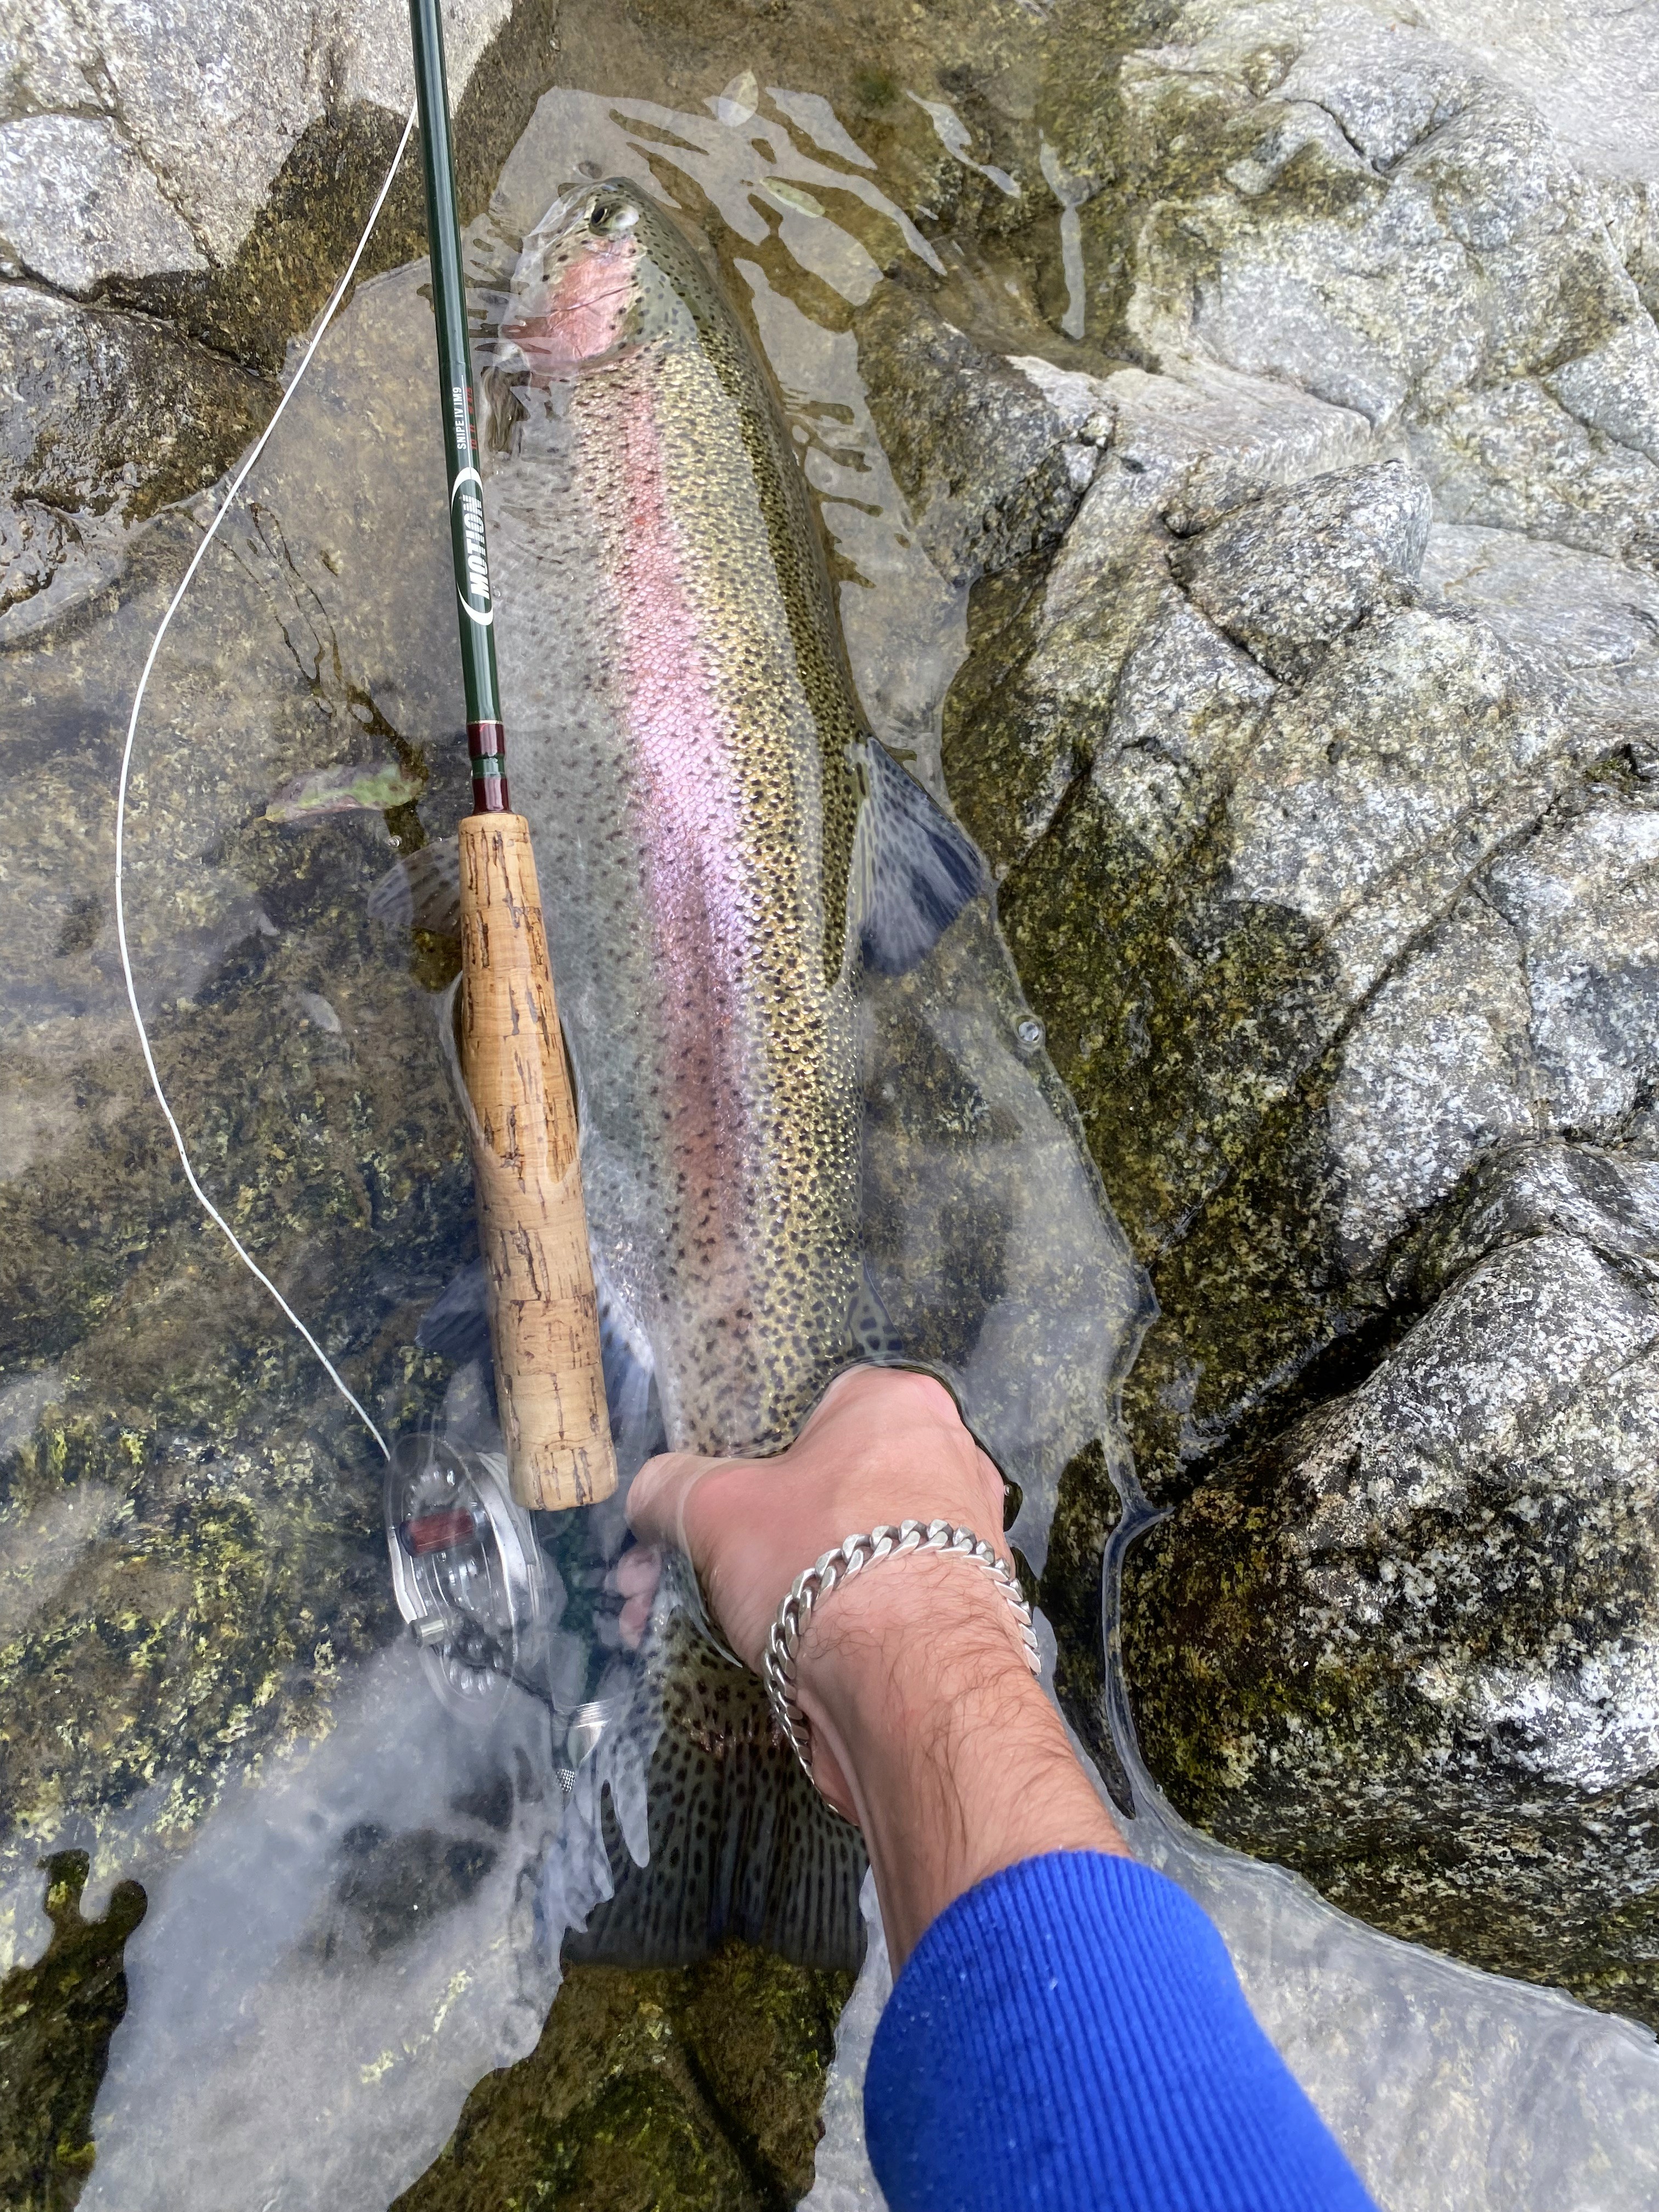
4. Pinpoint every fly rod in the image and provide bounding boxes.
[408,0,616,1511]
